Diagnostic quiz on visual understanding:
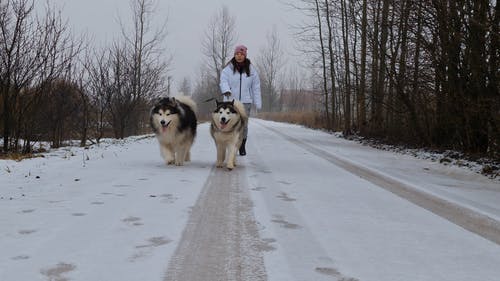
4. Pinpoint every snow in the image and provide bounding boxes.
[1,119,499,281]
